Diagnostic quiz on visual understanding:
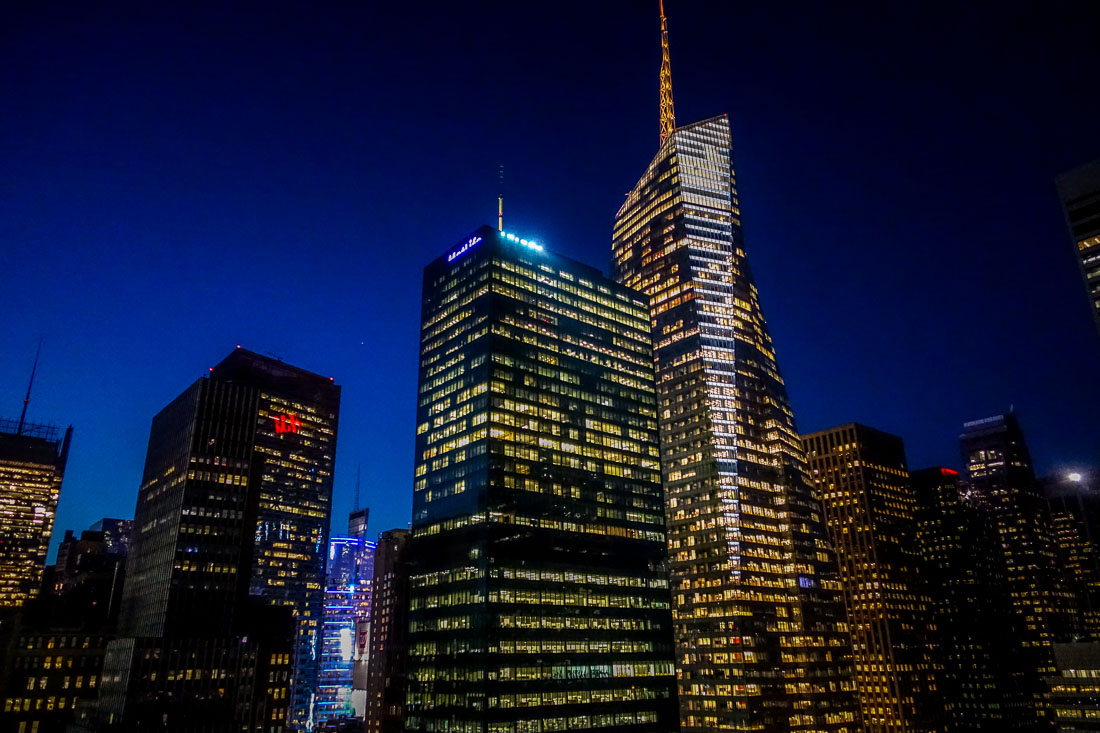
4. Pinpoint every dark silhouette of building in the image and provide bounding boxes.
[1056,158,1100,337]
[404,226,678,733]
[803,425,944,732]
[1046,641,1100,731]
[1045,470,1100,639]
[960,413,1079,726]
[364,528,409,733]
[610,9,858,729]
[0,518,130,731]
[0,420,72,612]
[912,466,1039,730]
[99,347,340,731]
